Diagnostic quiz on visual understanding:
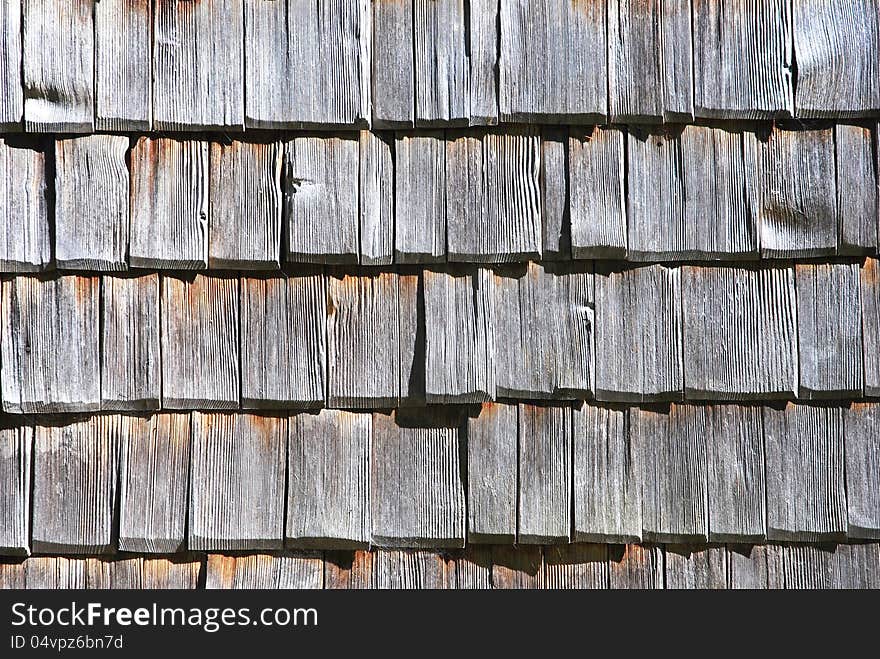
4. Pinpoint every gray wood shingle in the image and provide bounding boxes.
[0,1,22,129]
[468,0,499,125]
[784,543,880,589]
[414,0,469,126]
[105,556,202,589]
[206,553,323,589]
[608,545,663,589]
[842,404,880,539]
[542,544,608,589]
[467,403,517,543]
[394,132,446,263]
[665,546,727,589]
[359,131,394,266]
[727,544,785,589]
[540,127,570,260]
[835,123,878,254]
[372,0,414,128]
[0,139,50,272]
[491,545,542,589]
[860,258,880,396]
[0,426,31,556]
